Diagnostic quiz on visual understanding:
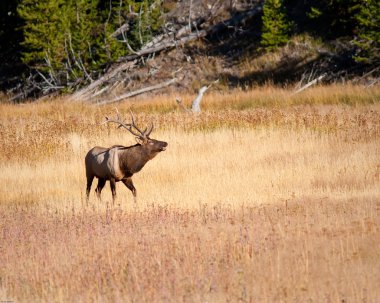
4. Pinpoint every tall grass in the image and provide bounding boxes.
[0,86,379,302]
